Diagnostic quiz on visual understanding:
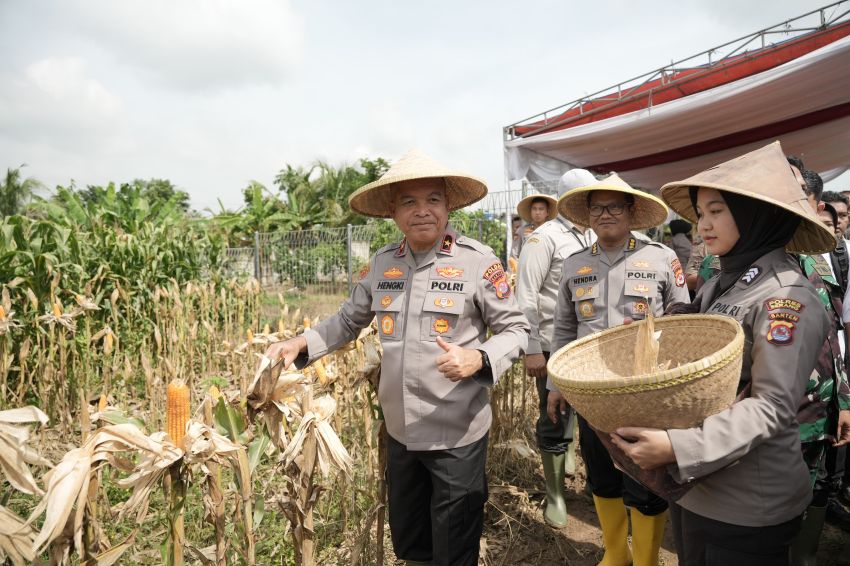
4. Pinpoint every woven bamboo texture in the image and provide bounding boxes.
[548,314,744,433]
